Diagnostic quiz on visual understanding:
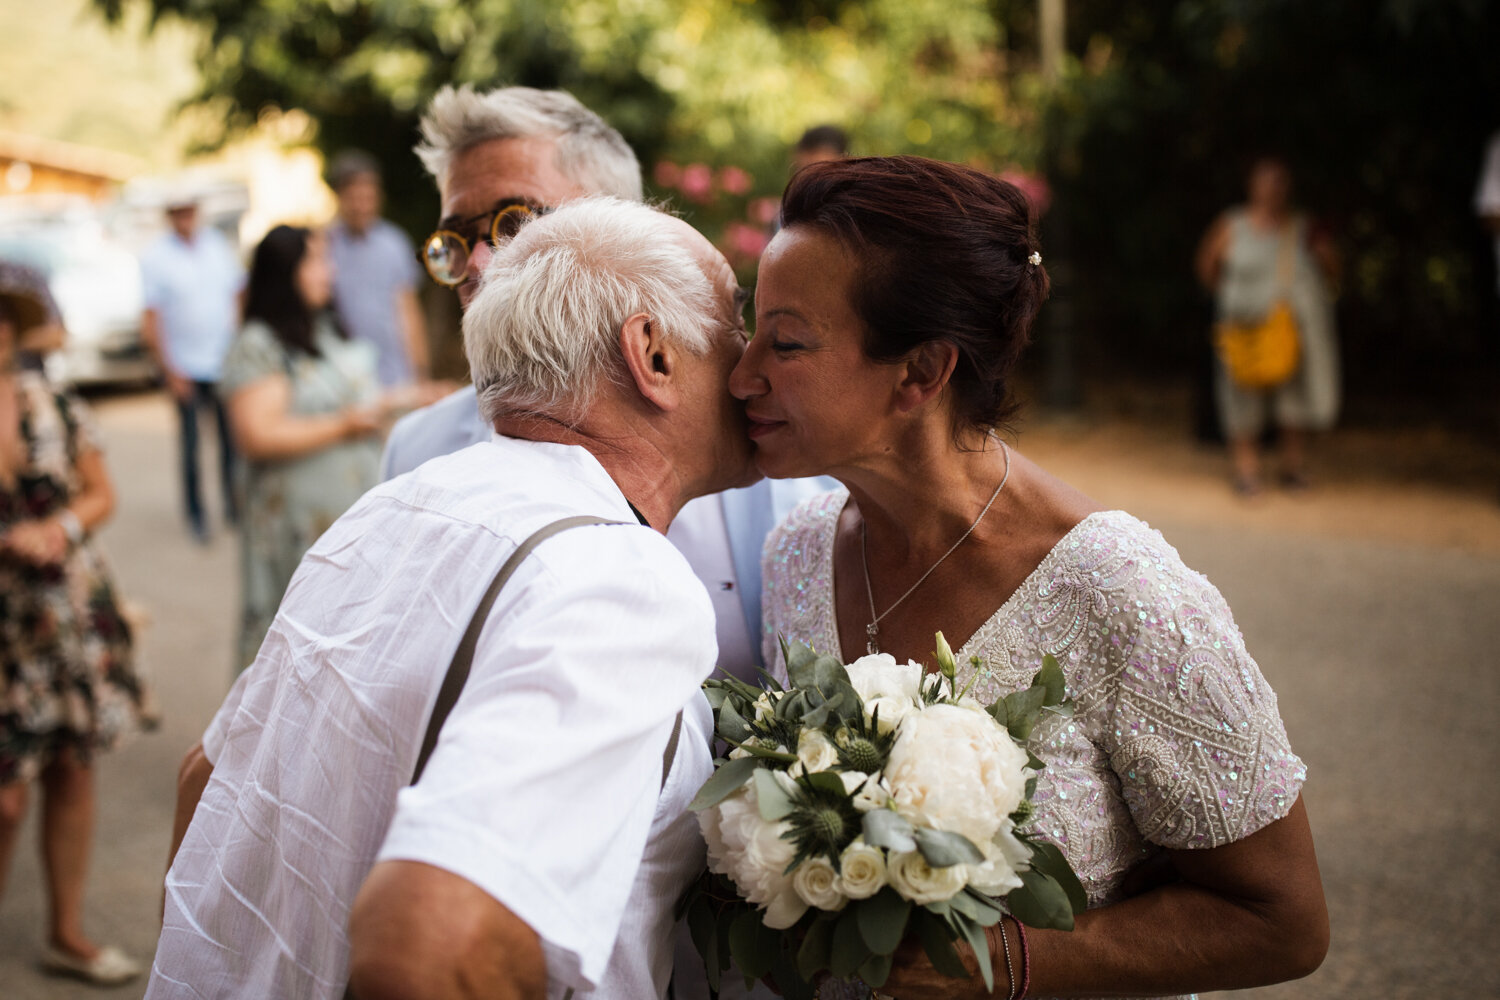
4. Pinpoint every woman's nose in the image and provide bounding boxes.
[728,339,764,401]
